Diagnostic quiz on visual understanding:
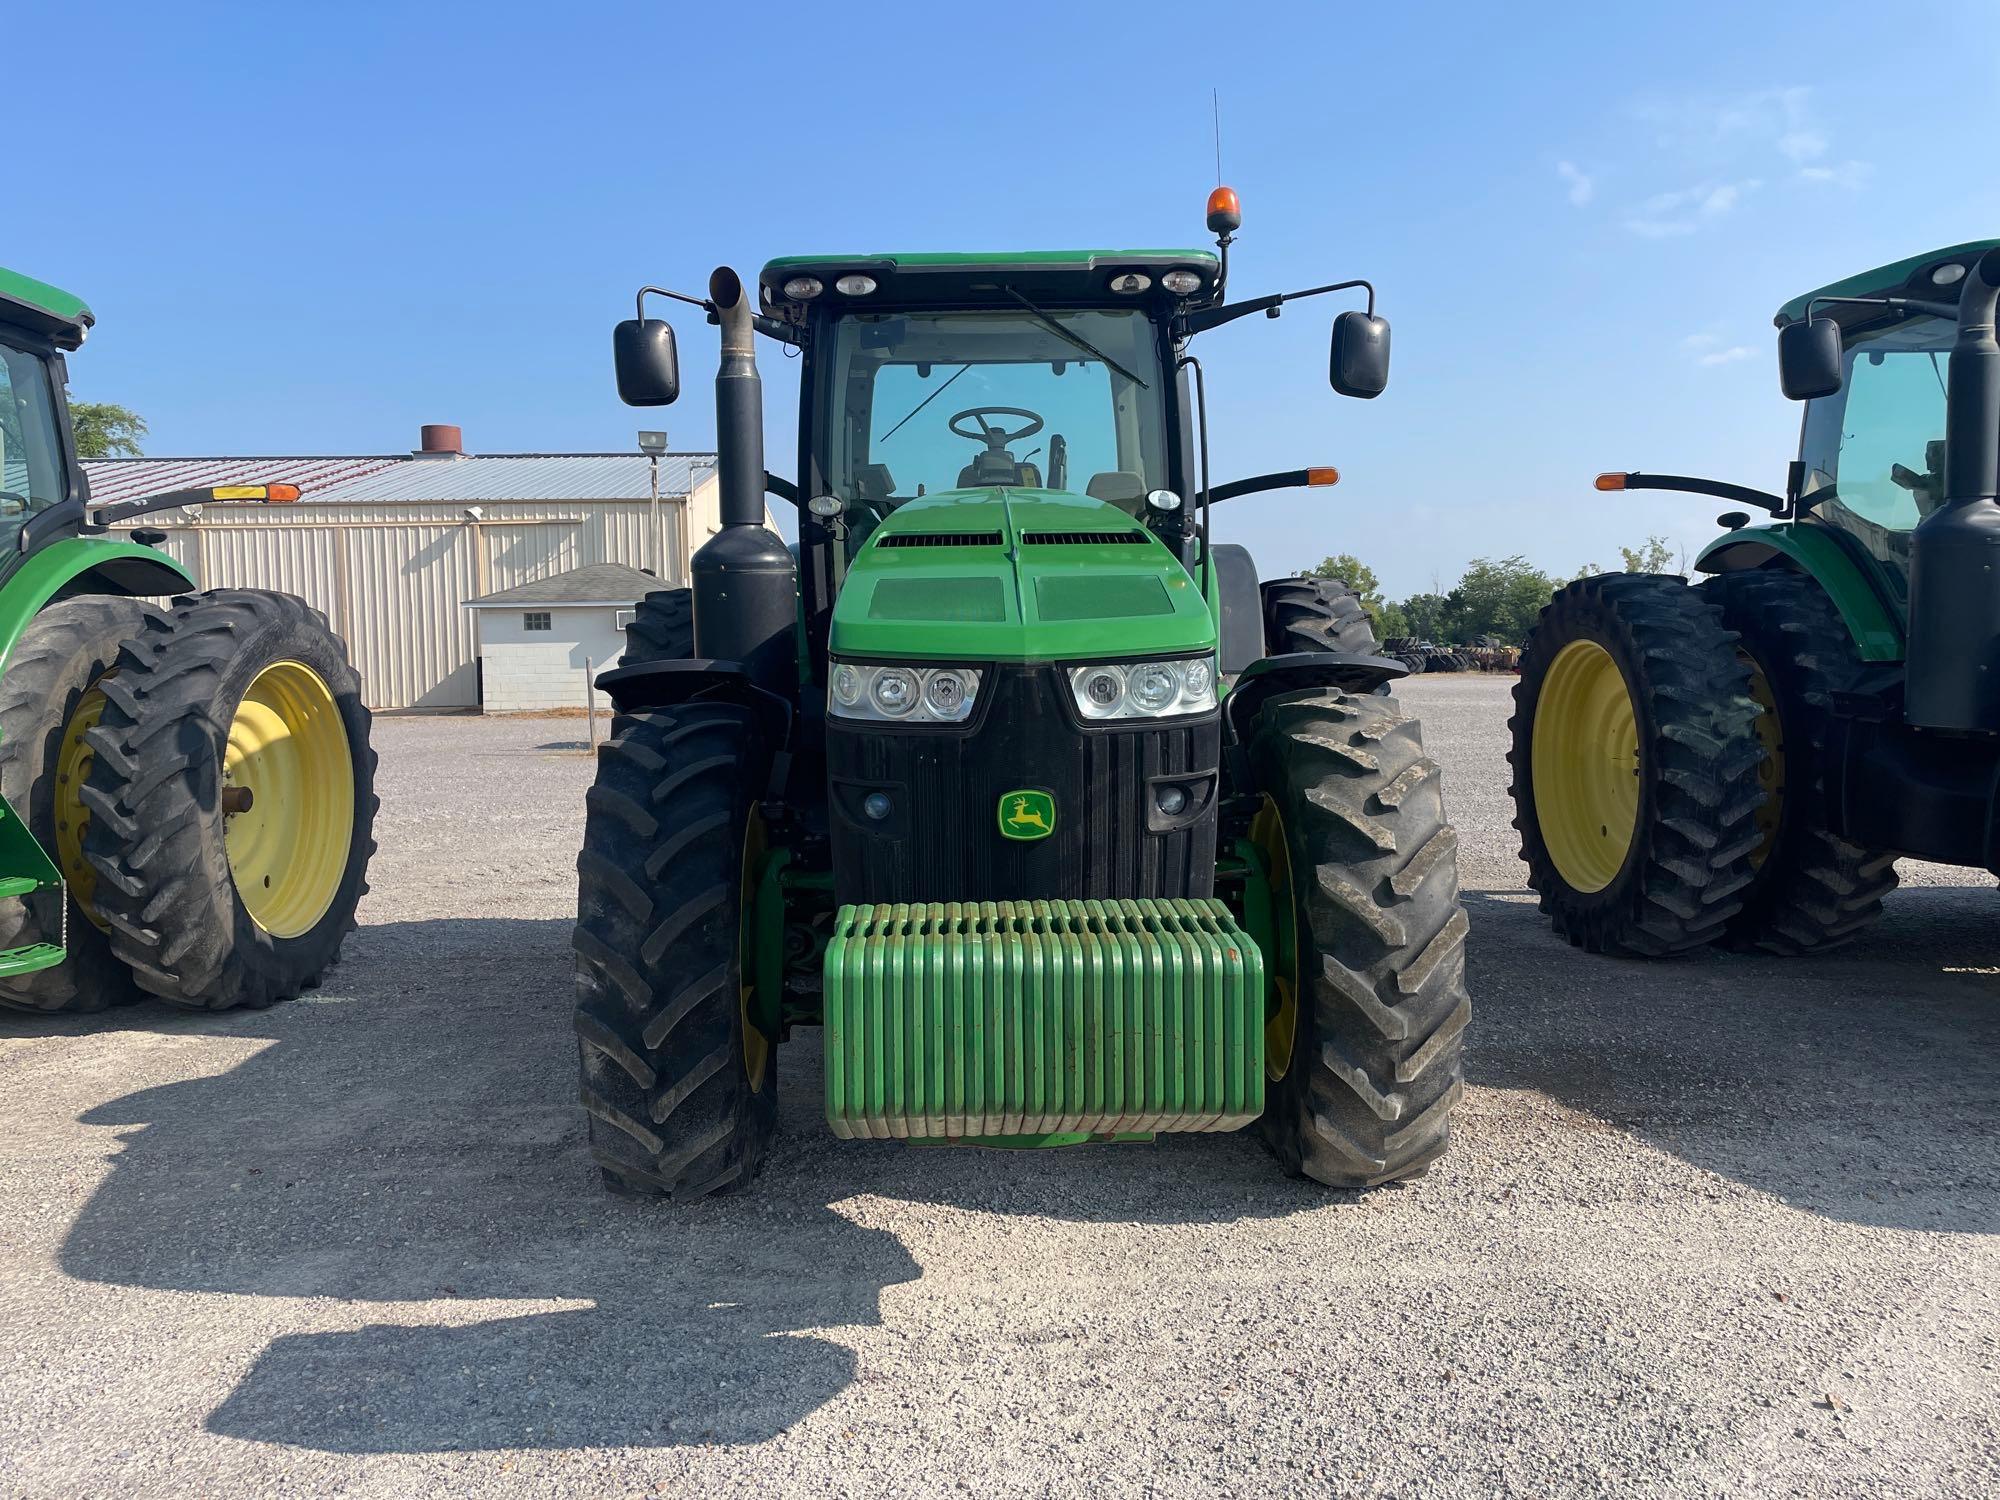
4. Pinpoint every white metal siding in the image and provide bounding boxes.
[105,494,727,711]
